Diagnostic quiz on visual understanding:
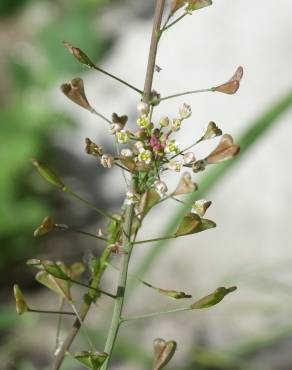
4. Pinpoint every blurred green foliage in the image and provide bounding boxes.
[0,0,110,276]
